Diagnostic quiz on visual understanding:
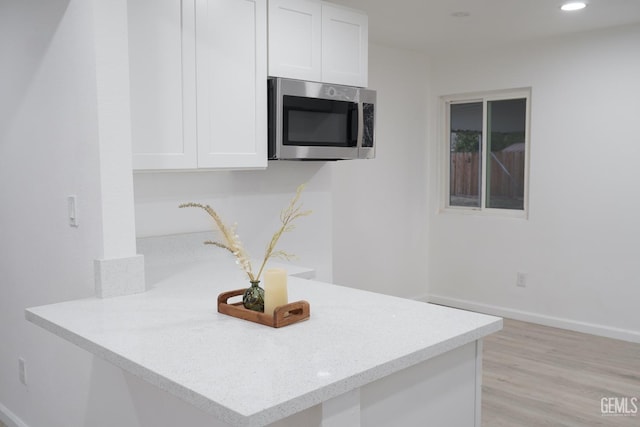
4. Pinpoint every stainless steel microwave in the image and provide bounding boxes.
[268,78,376,160]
